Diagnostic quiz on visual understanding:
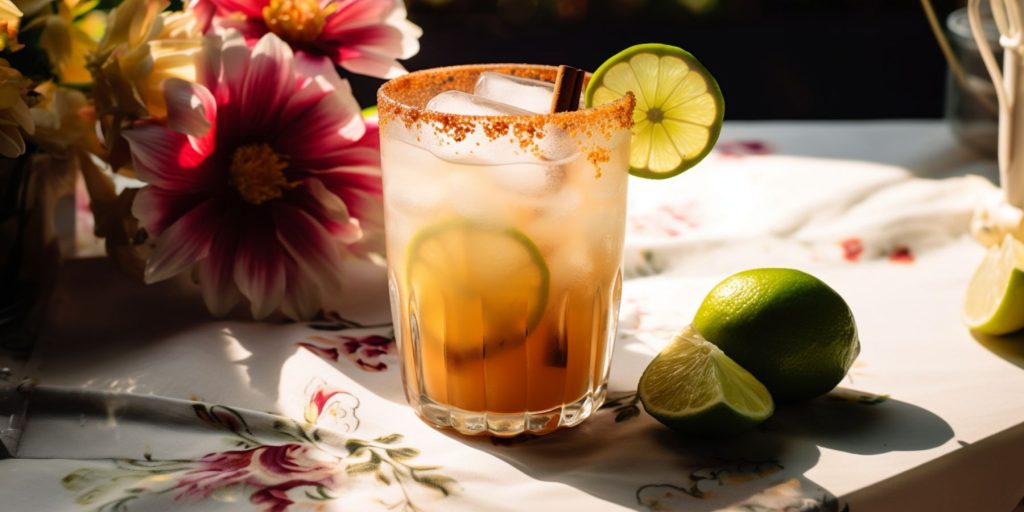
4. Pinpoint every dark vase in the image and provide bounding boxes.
[0,152,76,355]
